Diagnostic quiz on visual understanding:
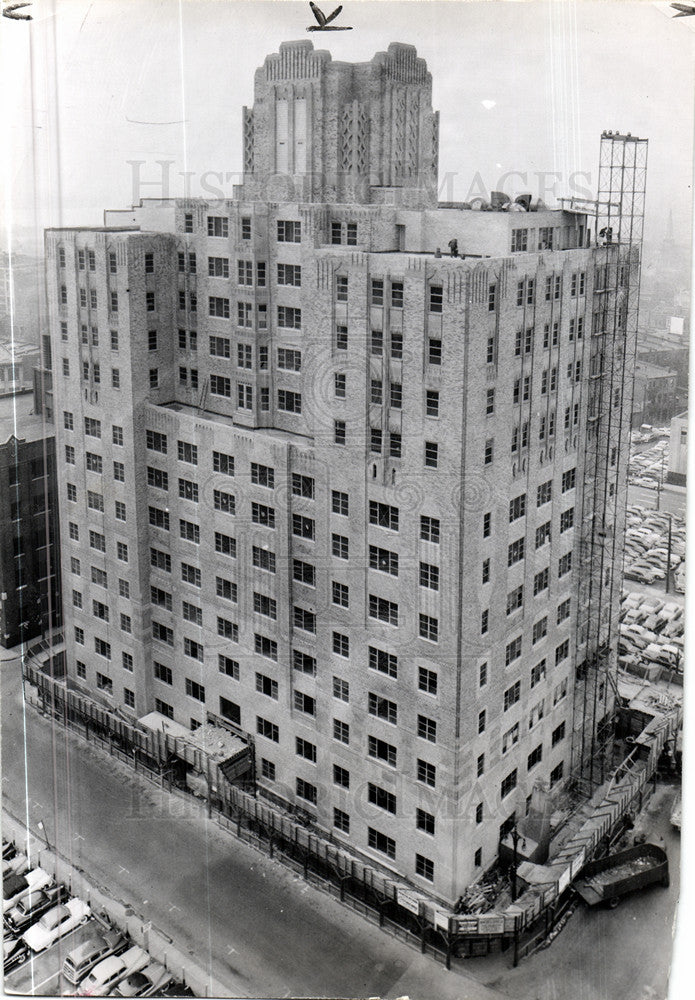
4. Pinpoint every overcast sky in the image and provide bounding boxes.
[1,0,694,252]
